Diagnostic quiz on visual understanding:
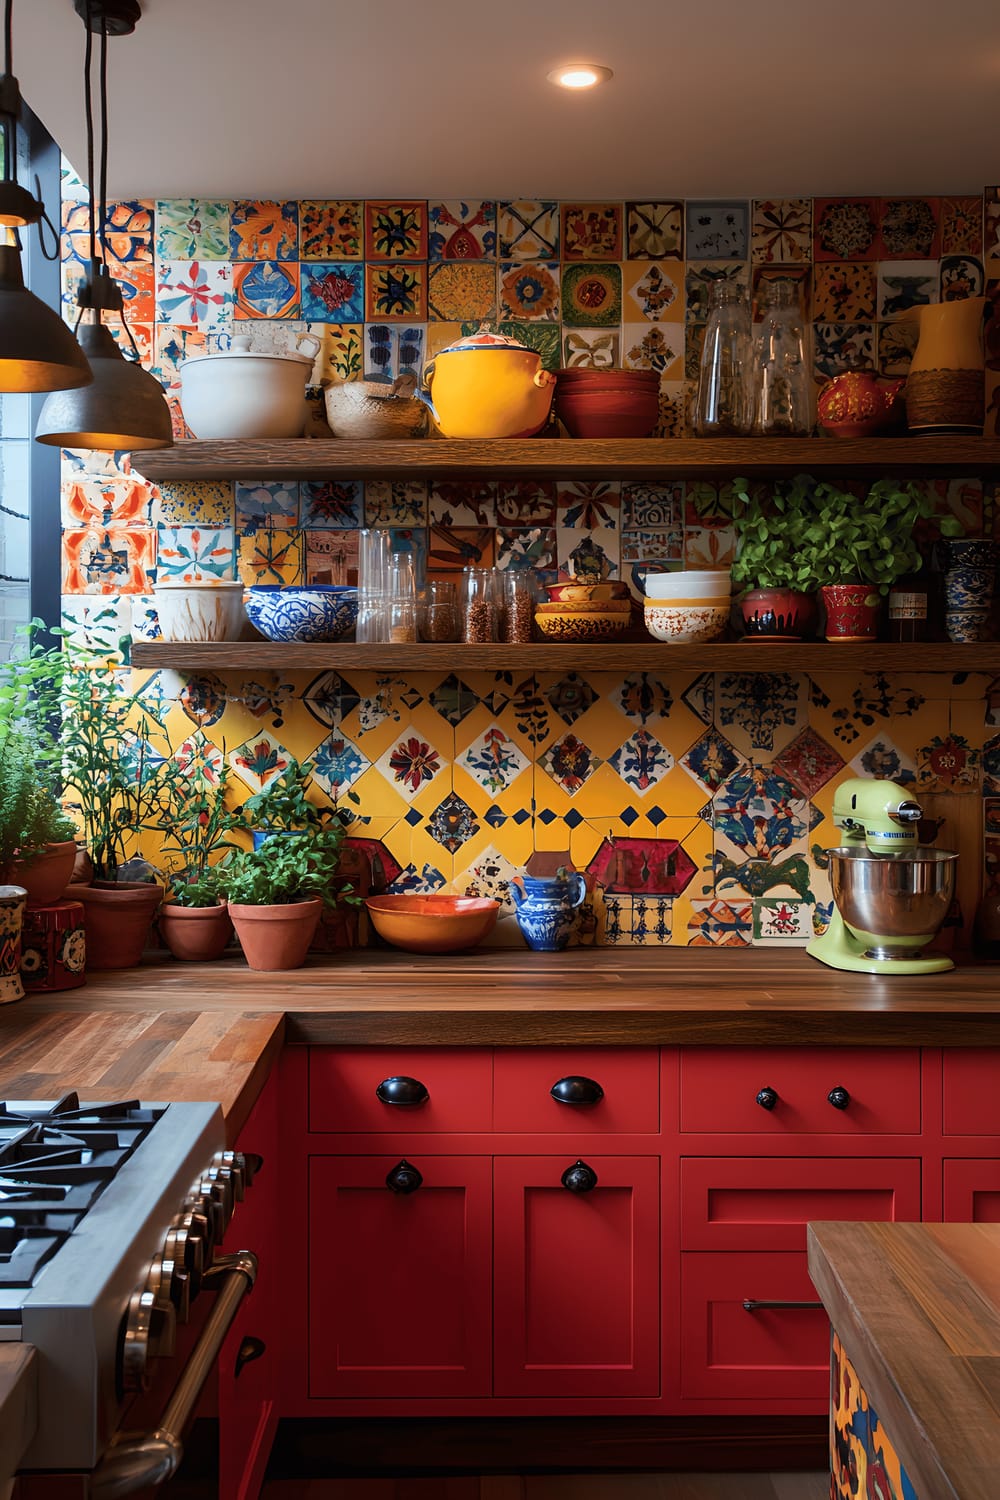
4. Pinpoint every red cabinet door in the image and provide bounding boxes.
[308,1155,492,1398]
[493,1155,660,1399]
[942,1052,1000,1135]
[493,1048,659,1134]
[943,1160,1000,1222]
